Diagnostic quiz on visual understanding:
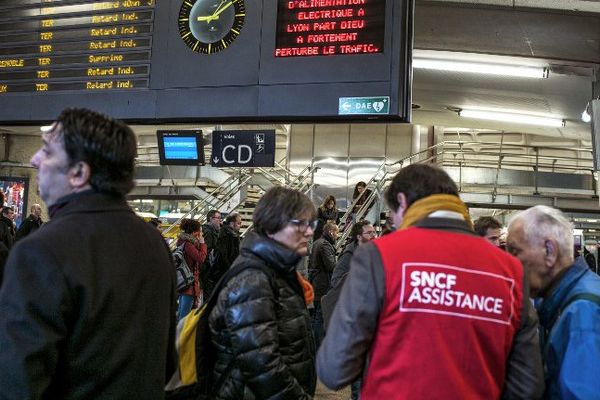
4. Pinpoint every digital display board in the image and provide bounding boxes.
[0,0,412,122]
[275,0,385,57]
[0,0,154,94]
[157,130,205,166]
